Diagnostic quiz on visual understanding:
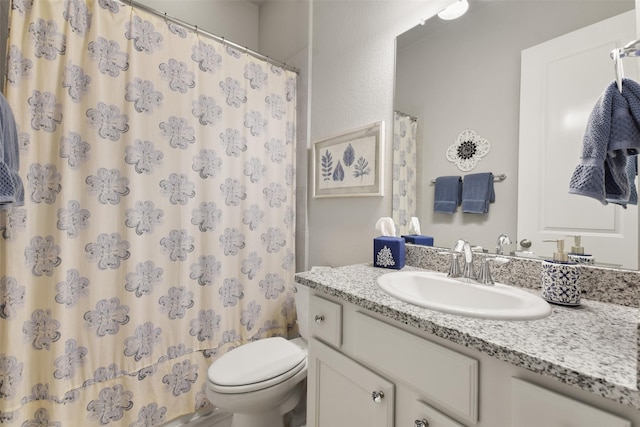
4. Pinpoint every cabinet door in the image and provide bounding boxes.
[307,338,394,427]
[511,378,631,427]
